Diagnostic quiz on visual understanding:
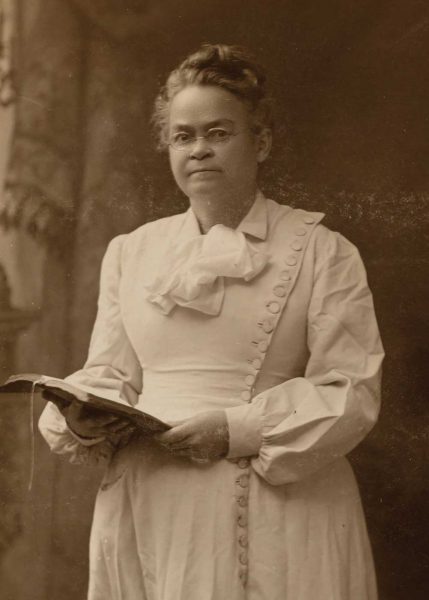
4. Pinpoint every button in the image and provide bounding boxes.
[303,215,315,224]
[279,270,291,281]
[245,374,255,386]
[241,390,251,401]
[258,340,268,352]
[261,318,275,333]
[239,551,248,565]
[239,568,248,585]
[291,241,303,251]
[237,496,248,507]
[295,227,307,236]
[252,358,262,369]
[238,513,248,527]
[239,533,248,547]
[237,474,249,487]
[273,285,286,297]
[267,301,280,314]
[238,458,250,469]
[285,255,297,266]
